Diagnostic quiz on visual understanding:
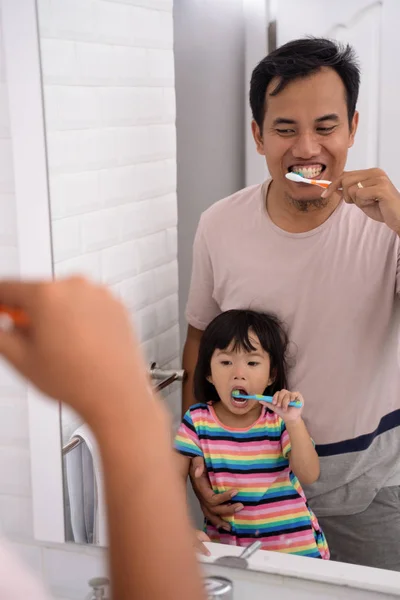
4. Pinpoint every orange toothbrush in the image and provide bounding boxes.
[0,305,30,327]
[285,171,341,190]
